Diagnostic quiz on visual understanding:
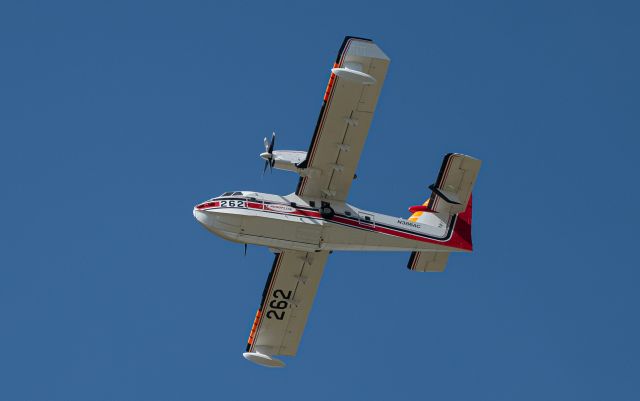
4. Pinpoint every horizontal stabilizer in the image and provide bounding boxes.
[429,153,481,215]
[407,251,450,272]
[428,184,461,204]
